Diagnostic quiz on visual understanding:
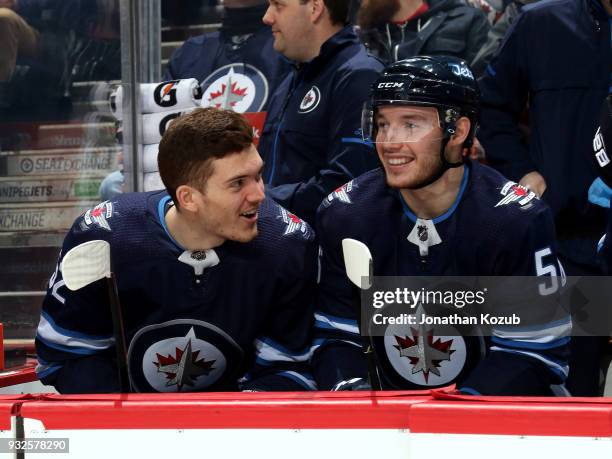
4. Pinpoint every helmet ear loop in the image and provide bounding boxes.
[440,122,464,169]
